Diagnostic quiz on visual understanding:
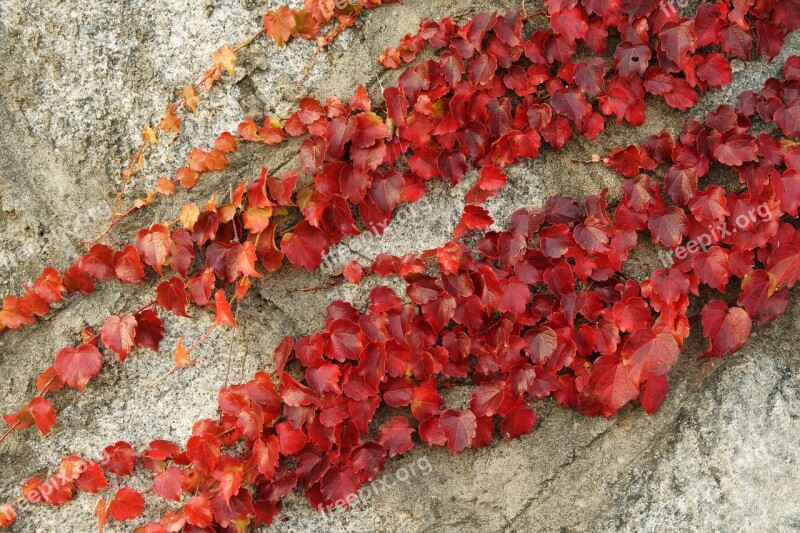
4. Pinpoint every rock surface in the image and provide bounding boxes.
[0,0,798,531]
